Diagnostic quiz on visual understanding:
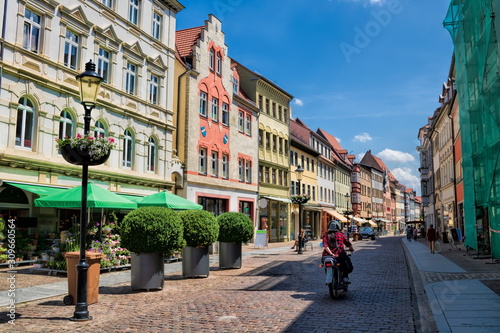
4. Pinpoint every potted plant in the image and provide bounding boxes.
[178,210,219,278]
[56,133,116,166]
[120,206,184,290]
[217,212,254,269]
